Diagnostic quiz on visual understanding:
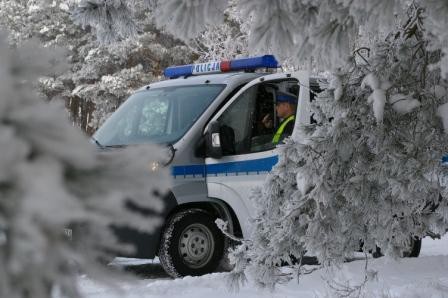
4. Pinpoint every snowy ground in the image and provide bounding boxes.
[78,235,448,298]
